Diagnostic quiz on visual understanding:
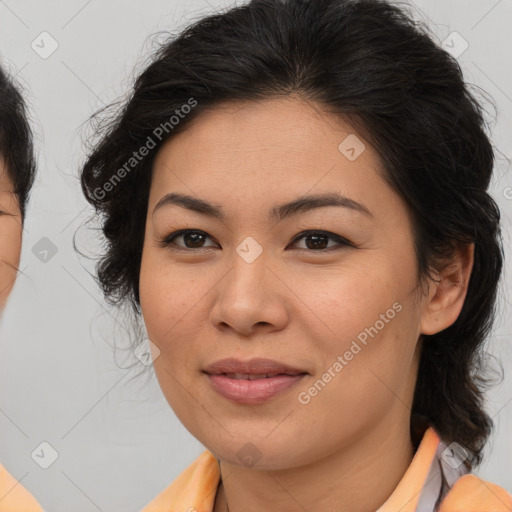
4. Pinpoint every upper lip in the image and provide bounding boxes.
[203,358,308,376]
